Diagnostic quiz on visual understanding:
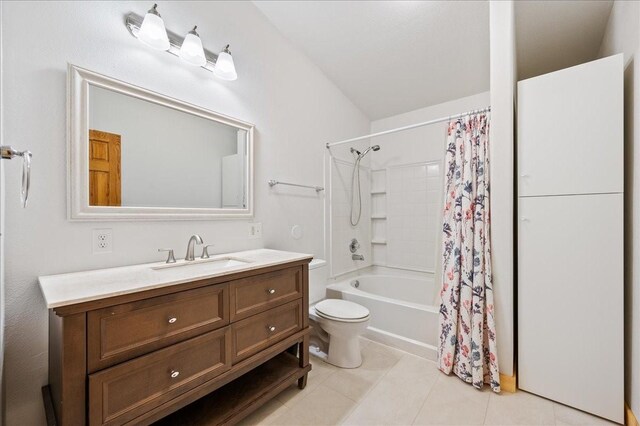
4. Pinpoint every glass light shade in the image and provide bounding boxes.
[180,29,207,67]
[213,49,237,81]
[137,8,170,51]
